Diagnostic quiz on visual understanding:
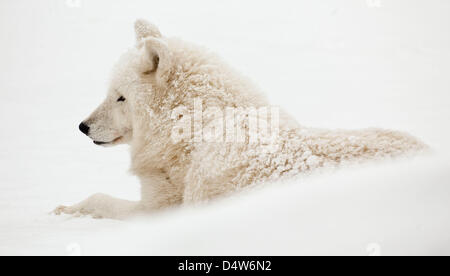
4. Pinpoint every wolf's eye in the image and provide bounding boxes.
[117,96,126,102]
